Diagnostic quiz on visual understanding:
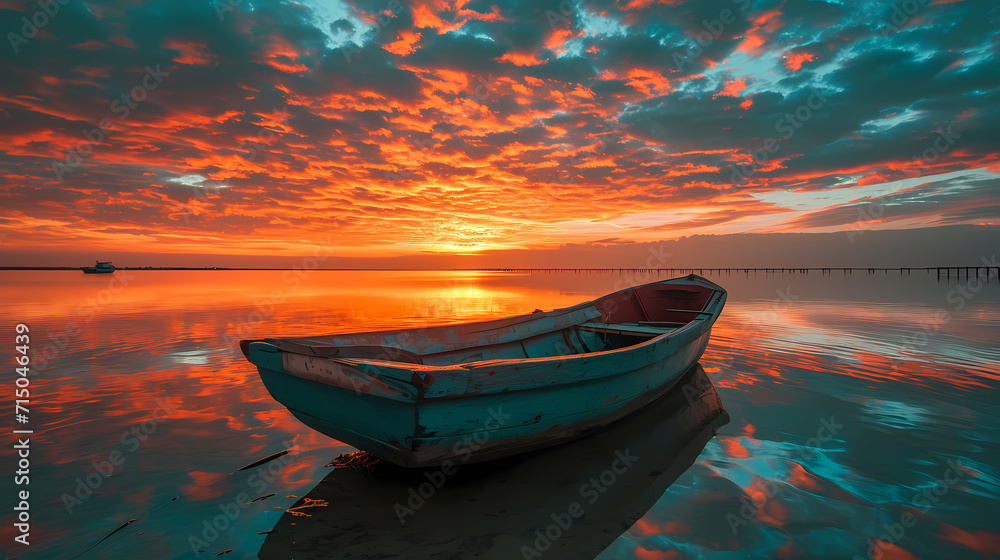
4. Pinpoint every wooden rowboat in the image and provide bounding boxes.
[241,274,726,467]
